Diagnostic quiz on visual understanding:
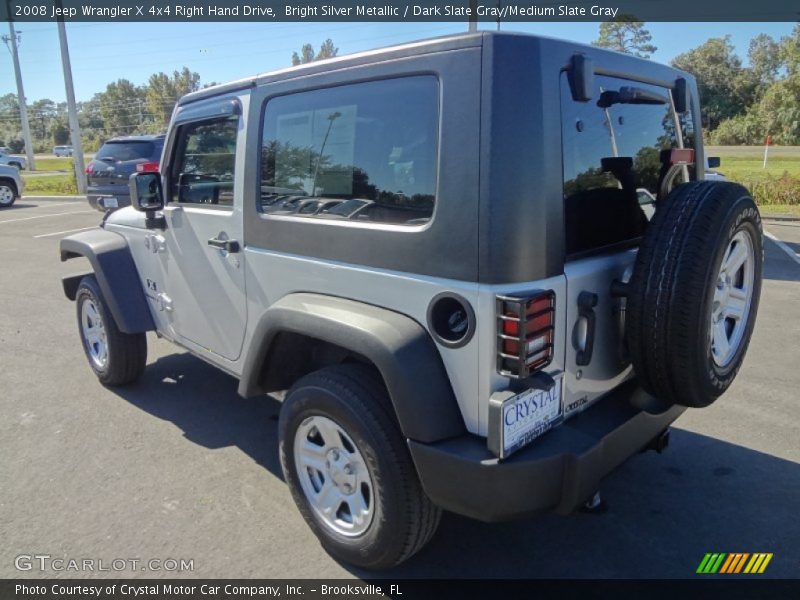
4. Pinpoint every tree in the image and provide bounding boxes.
[291,39,339,65]
[51,118,70,146]
[593,17,656,58]
[755,74,800,145]
[749,34,781,87]
[671,36,755,129]
[95,79,145,137]
[781,24,800,76]
[30,99,58,145]
[317,39,338,60]
[146,67,201,129]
